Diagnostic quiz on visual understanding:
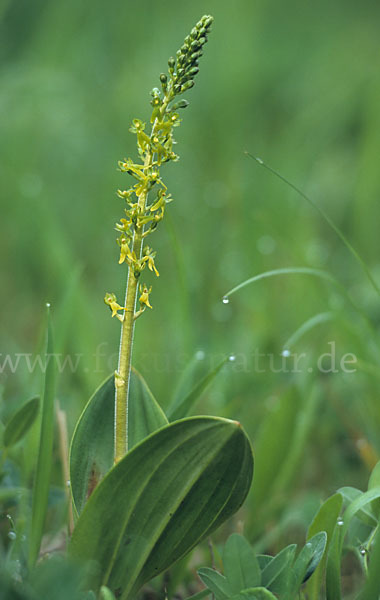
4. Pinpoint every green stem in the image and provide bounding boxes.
[114,94,171,463]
